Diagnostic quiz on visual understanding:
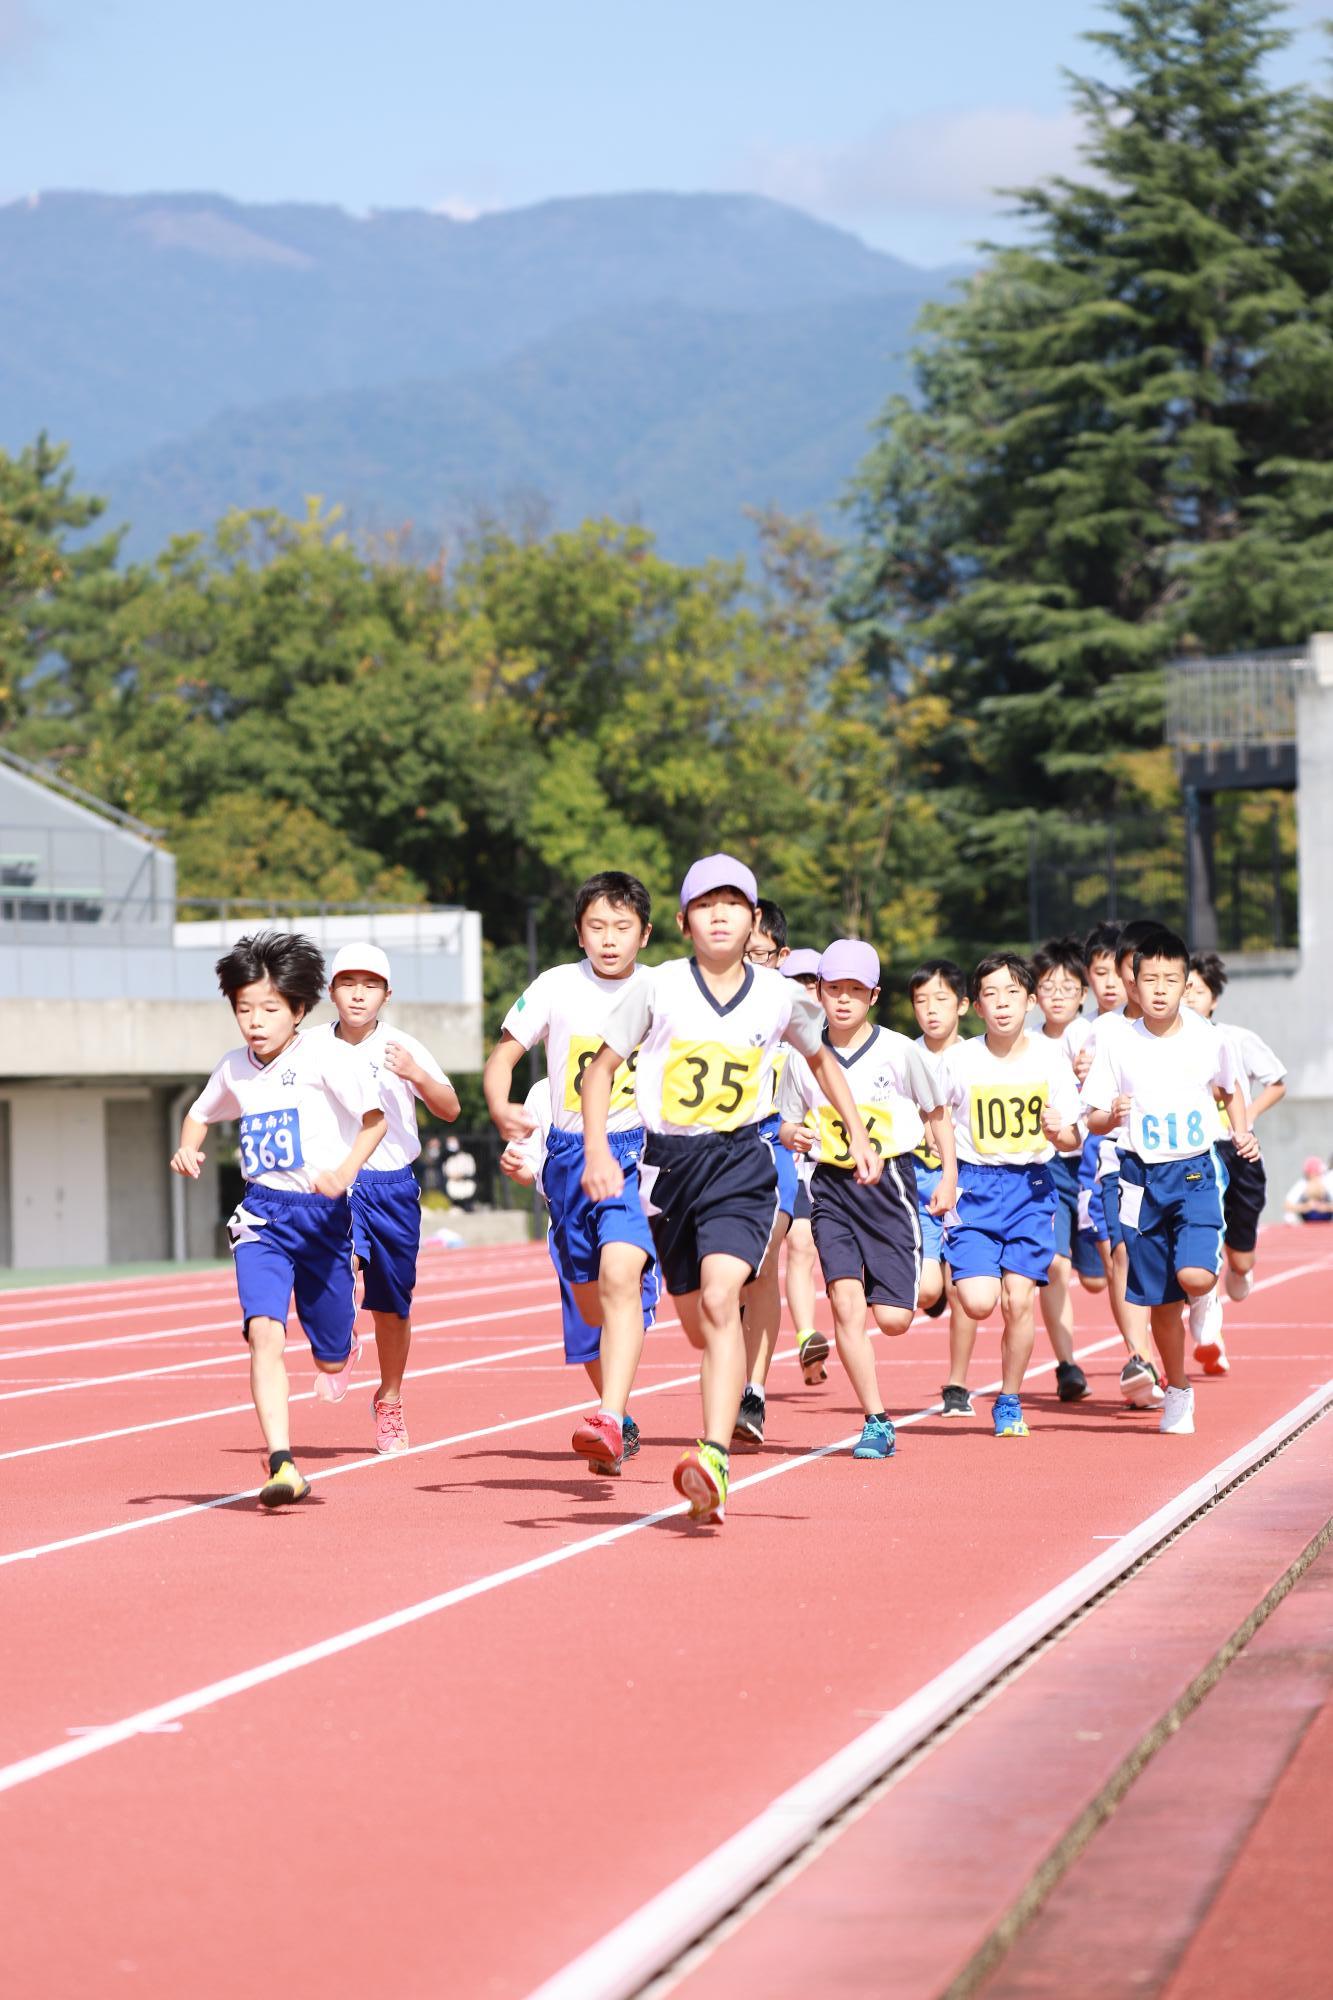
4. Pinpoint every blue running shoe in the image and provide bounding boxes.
[852,1414,896,1459]
[622,1415,641,1460]
[992,1393,1029,1438]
